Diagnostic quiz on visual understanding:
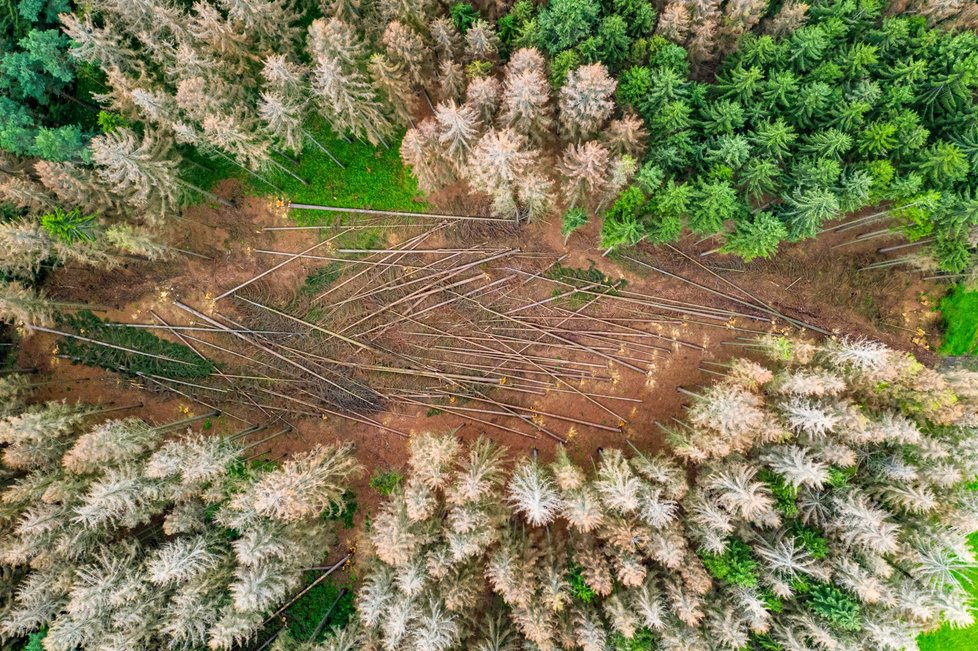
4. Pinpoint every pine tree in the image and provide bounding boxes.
[261,54,307,98]
[308,19,393,147]
[506,47,546,77]
[368,53,416,126]
[89,128,181,219]
[498,64,553,145]
[434,101,480,173]
[688,19,720,68]
[558,63,617,142]
[558,140,610,209]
